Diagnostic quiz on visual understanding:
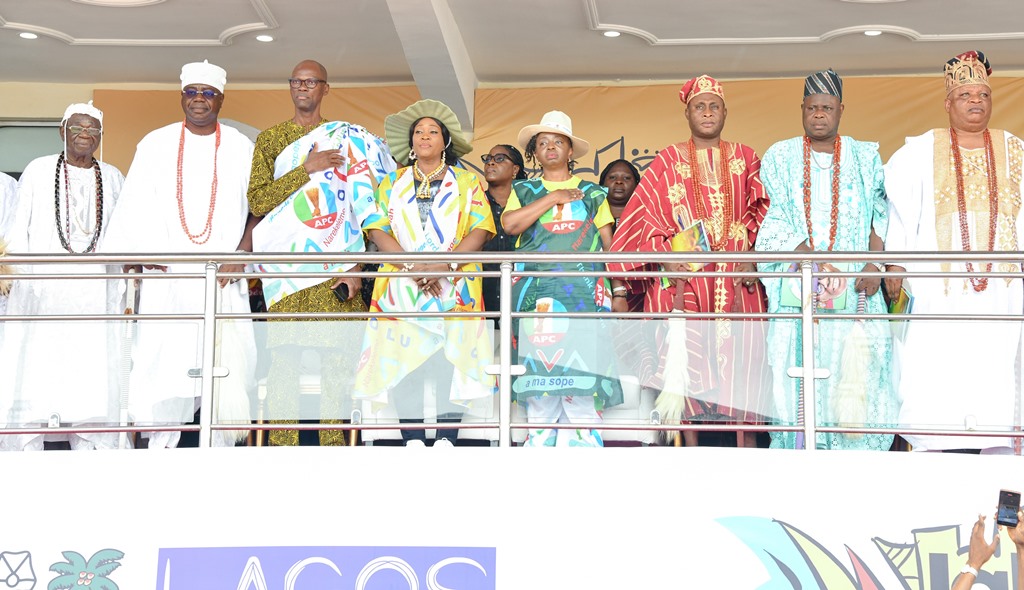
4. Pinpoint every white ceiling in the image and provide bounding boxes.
[2,0,1024,129]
